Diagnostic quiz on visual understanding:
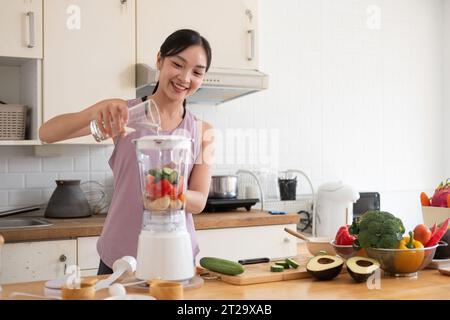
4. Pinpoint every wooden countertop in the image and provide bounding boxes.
[0,209,299,243]
[1,244,449,300]
[194,210,299,230]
